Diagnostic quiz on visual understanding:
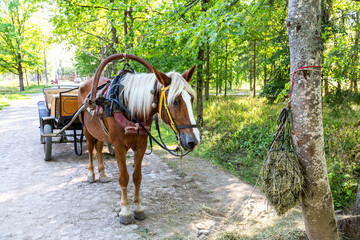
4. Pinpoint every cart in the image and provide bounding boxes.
[37,85,84,161]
